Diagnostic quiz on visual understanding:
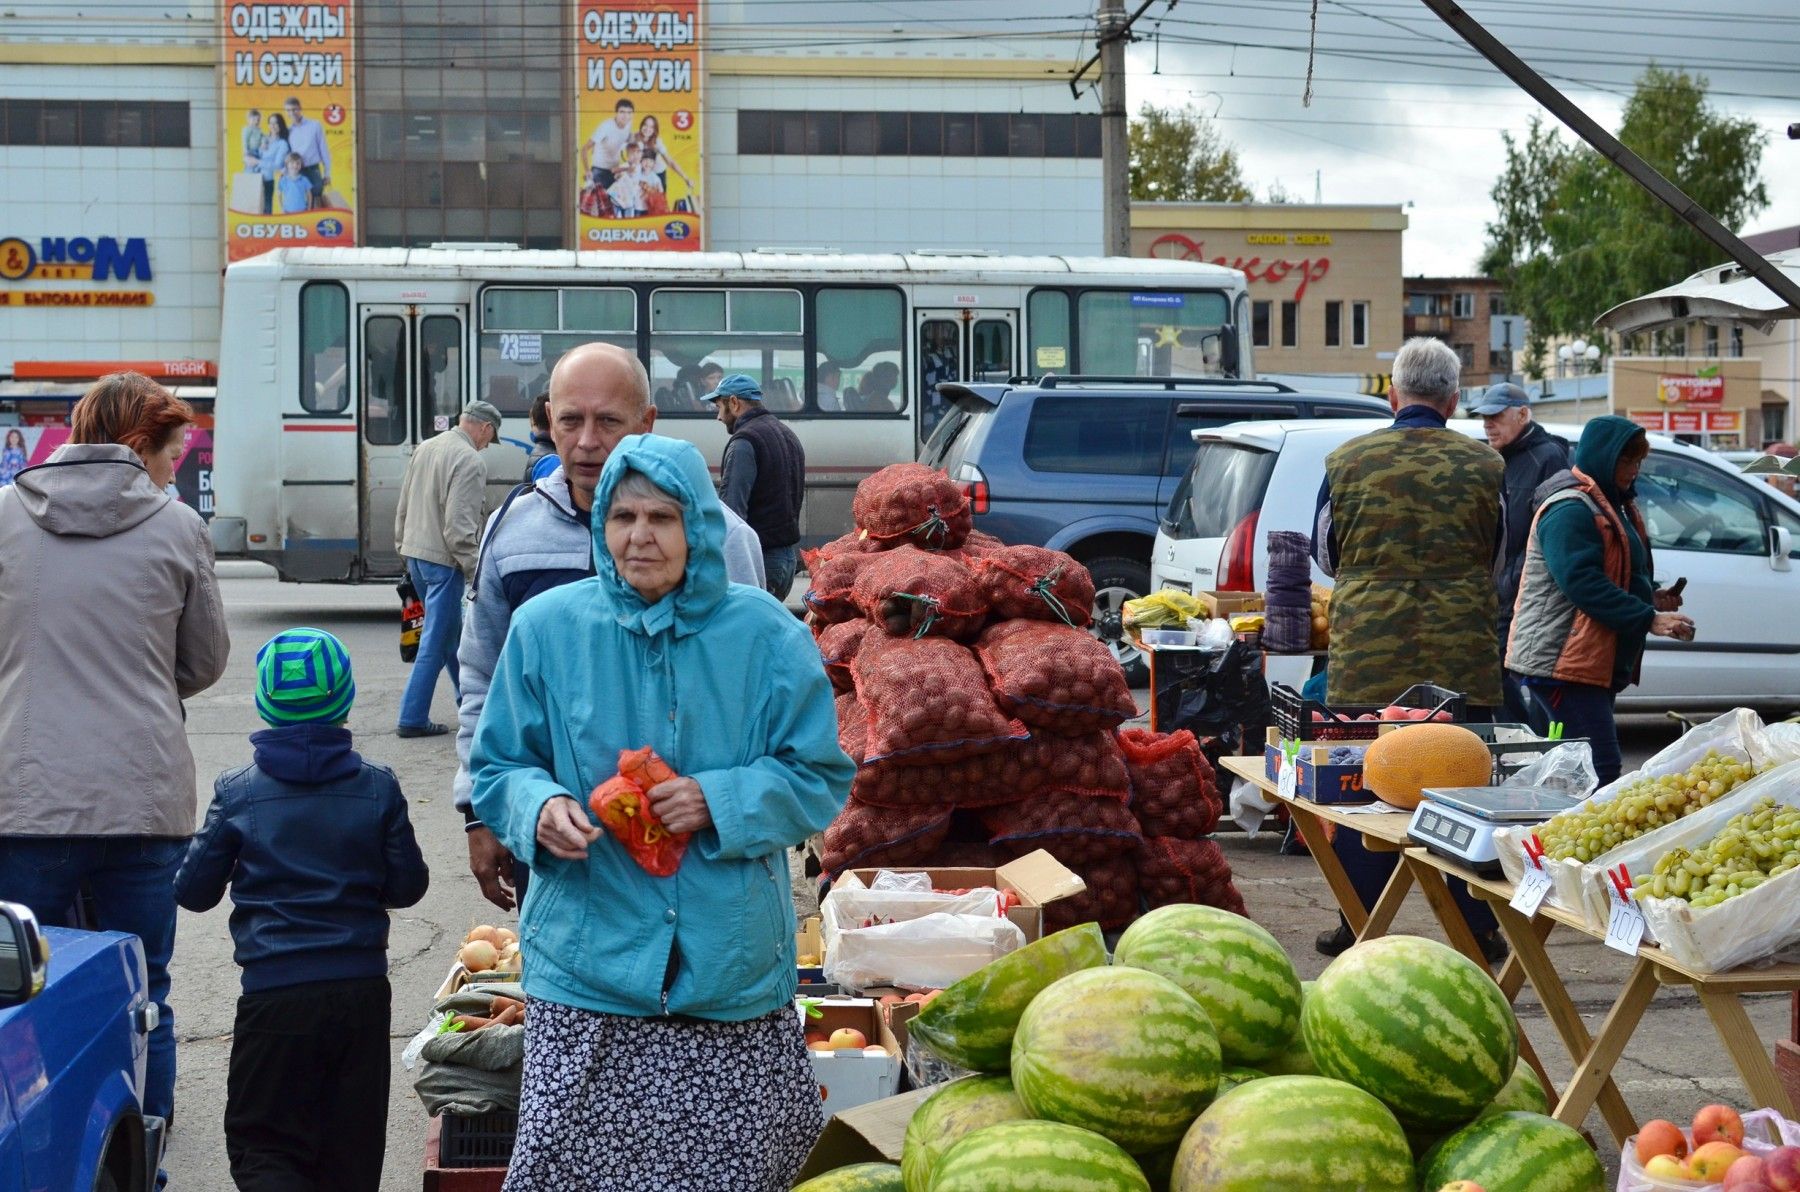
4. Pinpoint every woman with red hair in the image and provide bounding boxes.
[0,370,231,1131]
